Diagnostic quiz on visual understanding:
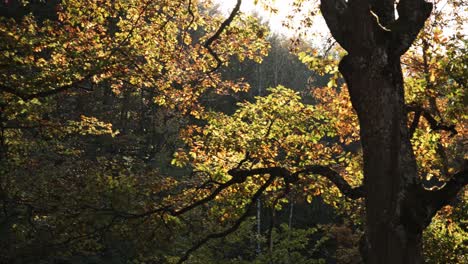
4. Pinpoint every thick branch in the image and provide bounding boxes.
[231,165,364,200]
[320,0,348,50]
[300,165,365,199]
[406,105,457,136]
[174,167,285,216]
[177,175,274,264]
[228,166,289,179]
[322,0,388,55]
[424,166,467,214]
[392,0,432,55]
